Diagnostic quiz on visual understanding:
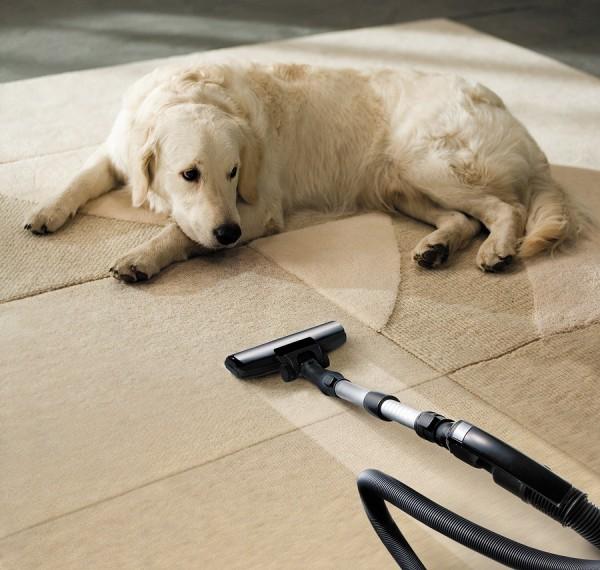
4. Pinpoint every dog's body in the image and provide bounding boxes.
[24,62,576,281]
